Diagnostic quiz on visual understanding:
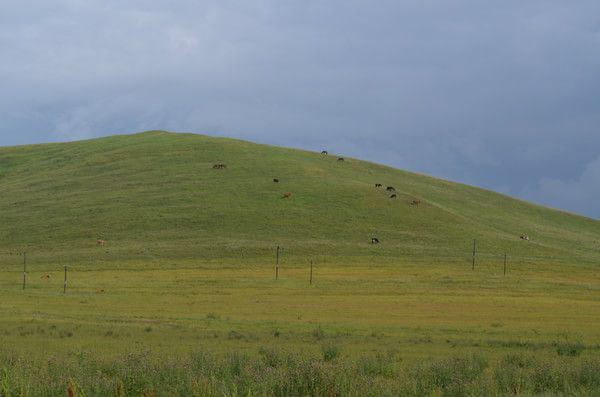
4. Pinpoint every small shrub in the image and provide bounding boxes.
[322,344,340,362]
[312,326,326,340]
[59,330,74,338]
[206,312,220,320]
[259,347,281,368]
[494,354,536,394]
[224,352,248,377]
[357,352,396,378]
[554,340,585,356]
[428,354,488,394]
[227,330,243,340]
